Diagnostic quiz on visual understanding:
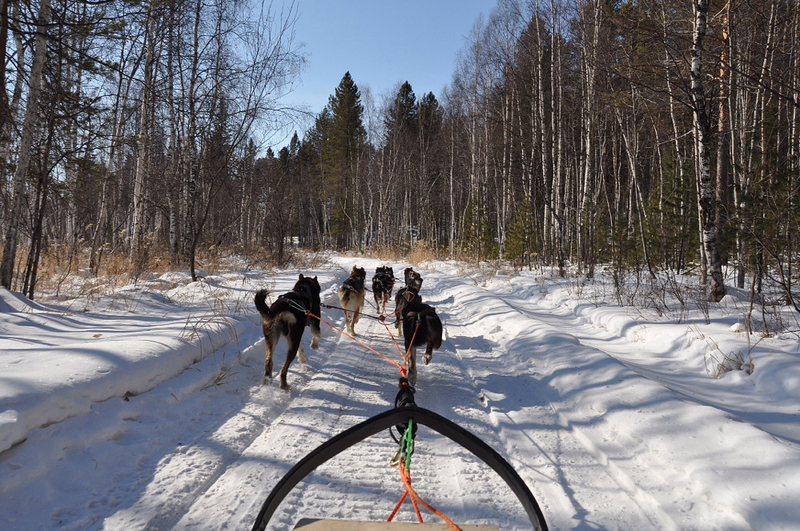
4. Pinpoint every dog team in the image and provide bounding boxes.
[253,265,442,390]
